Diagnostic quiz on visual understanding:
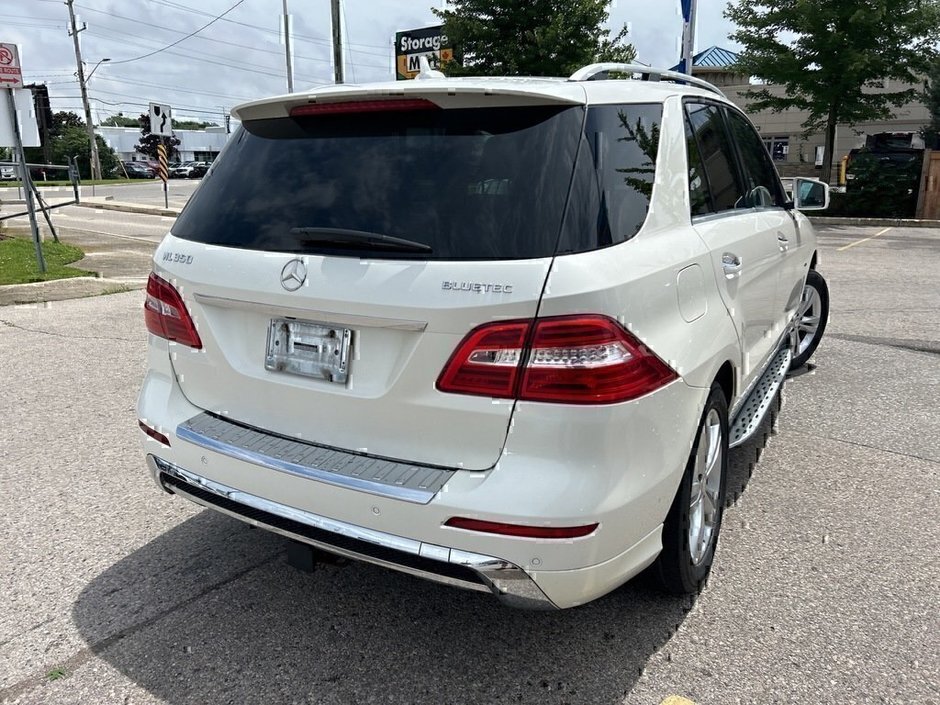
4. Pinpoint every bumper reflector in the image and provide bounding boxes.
[138,420,170,446]
[445,517,599,539]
